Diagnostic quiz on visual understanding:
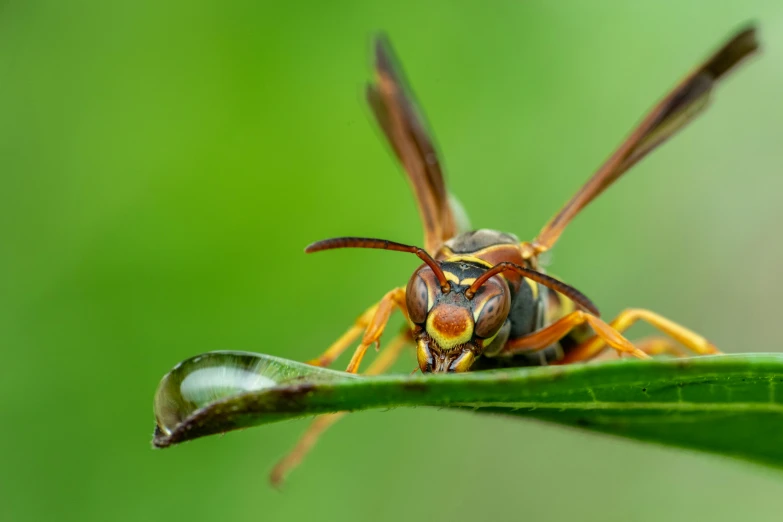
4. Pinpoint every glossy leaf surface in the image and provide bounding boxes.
[153,352,783,469]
